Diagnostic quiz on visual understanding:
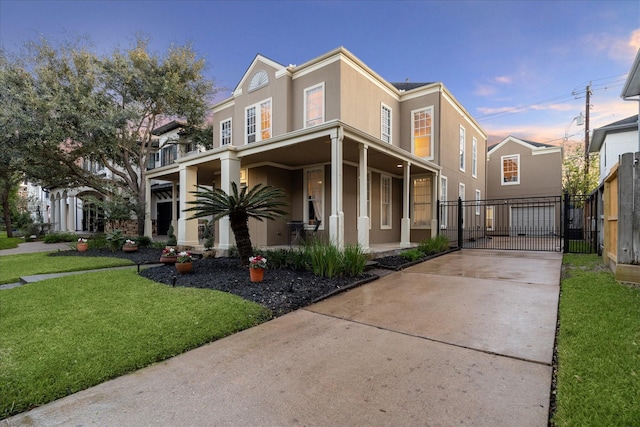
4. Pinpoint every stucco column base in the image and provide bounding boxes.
[218,217,235,250]
[357,216,370,252]
[400,218,411,247]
